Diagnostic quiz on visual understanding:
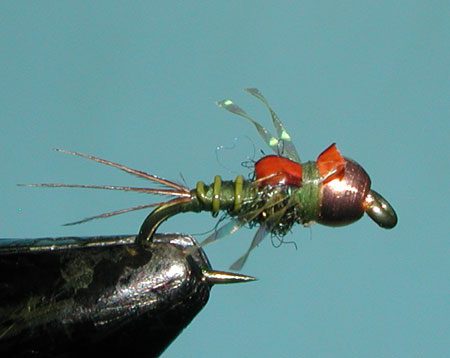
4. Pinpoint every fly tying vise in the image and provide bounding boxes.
[23,88,397,270]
